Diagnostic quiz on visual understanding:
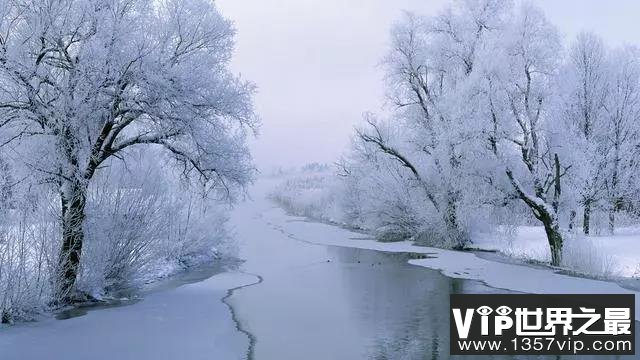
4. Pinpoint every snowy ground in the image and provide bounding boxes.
[0,272,256,360]
[473,225,640,278]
